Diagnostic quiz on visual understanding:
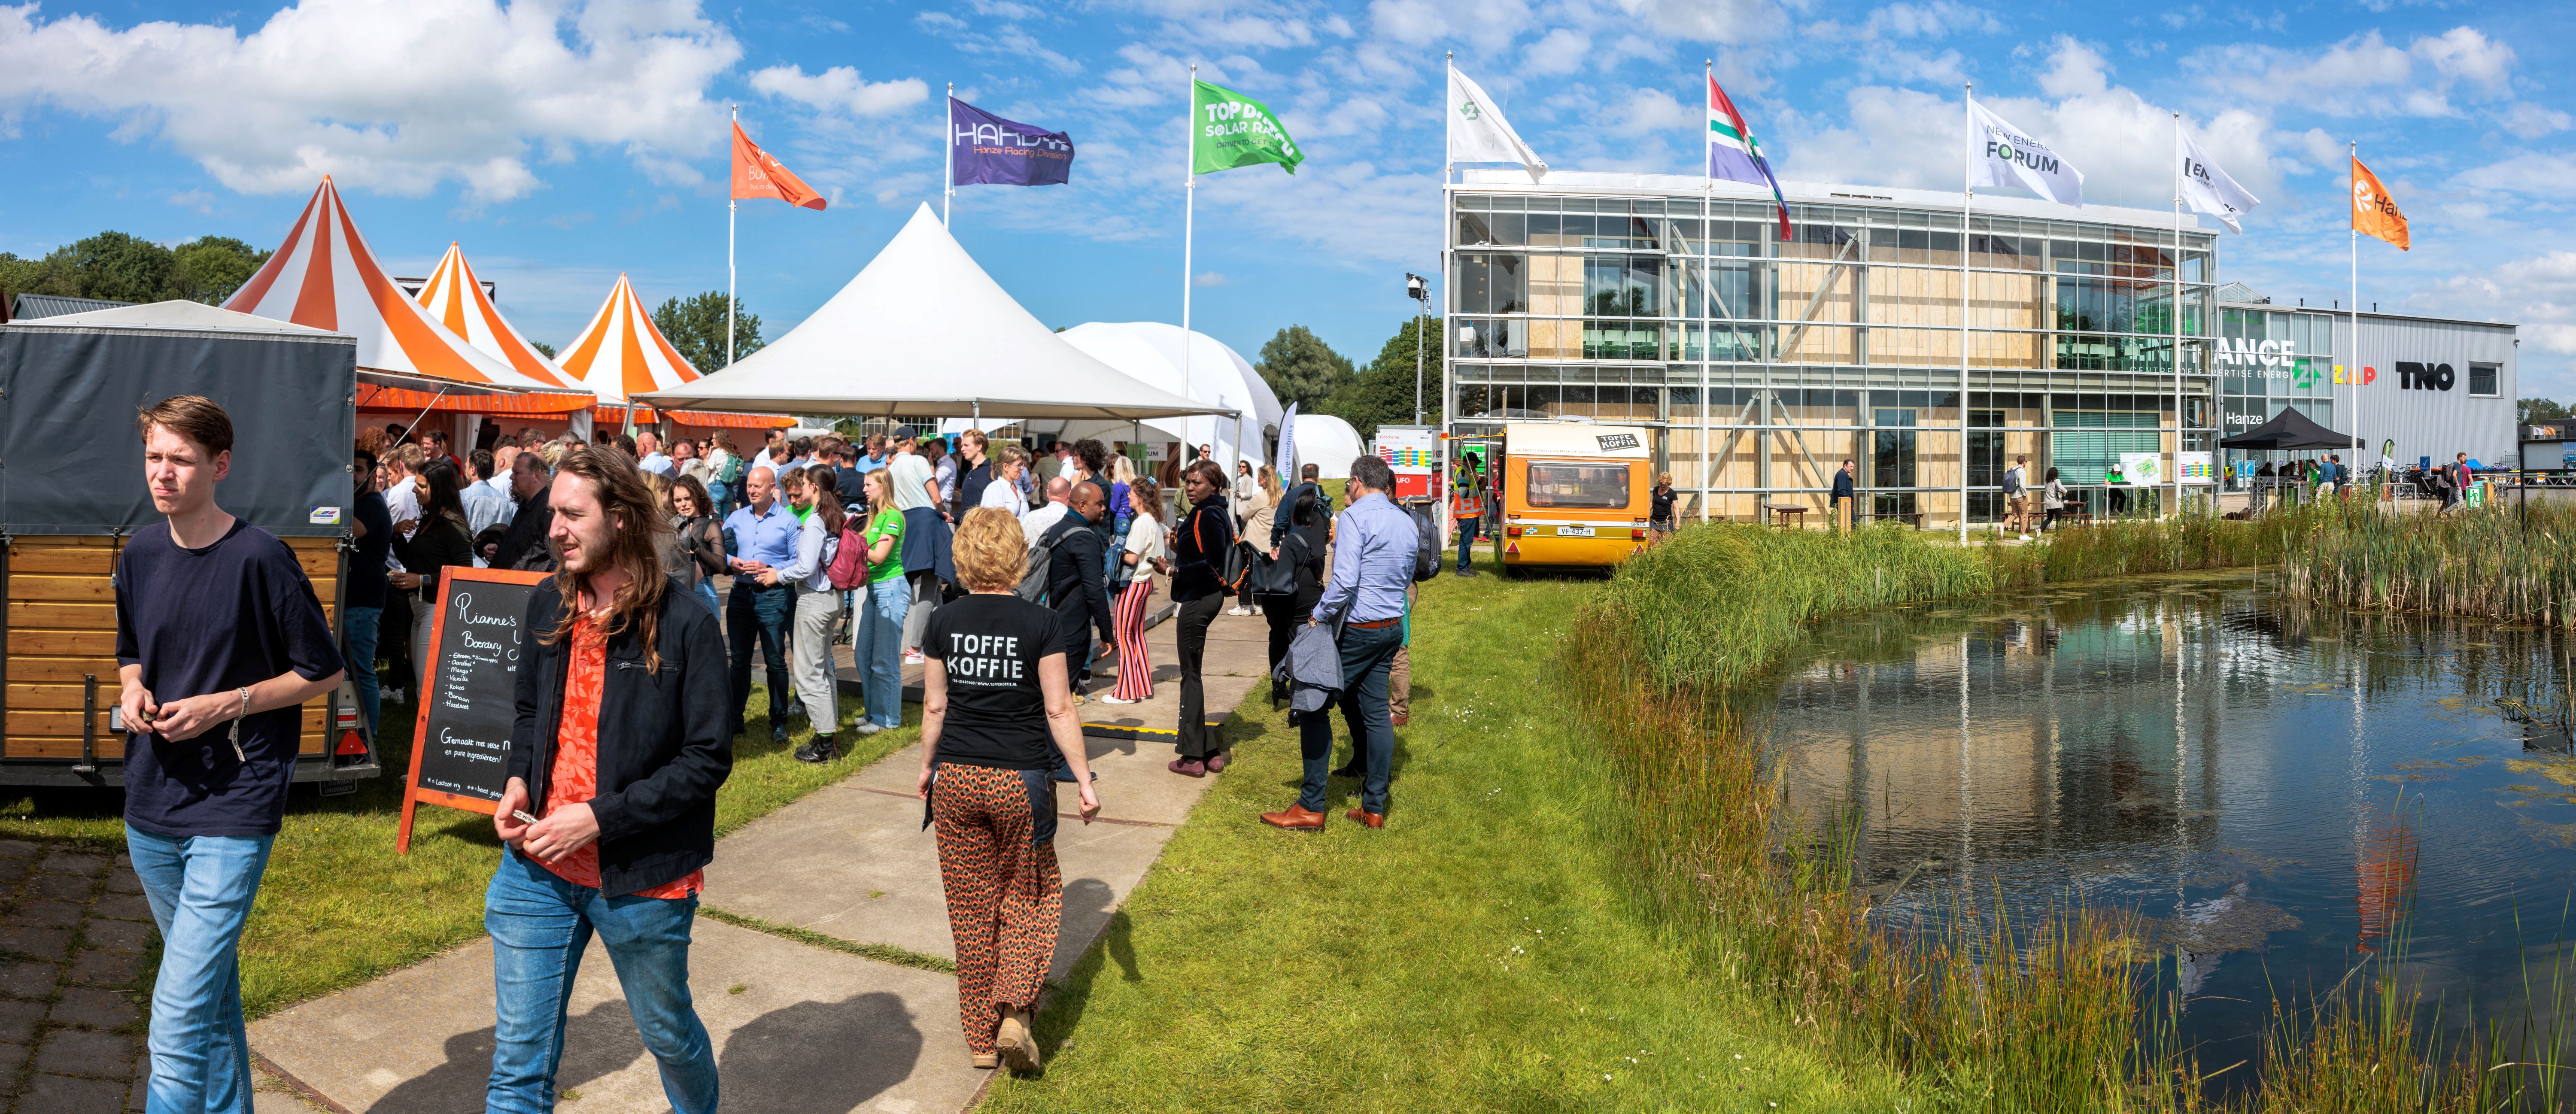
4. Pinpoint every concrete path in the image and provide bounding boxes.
[247,607,1277,1113]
